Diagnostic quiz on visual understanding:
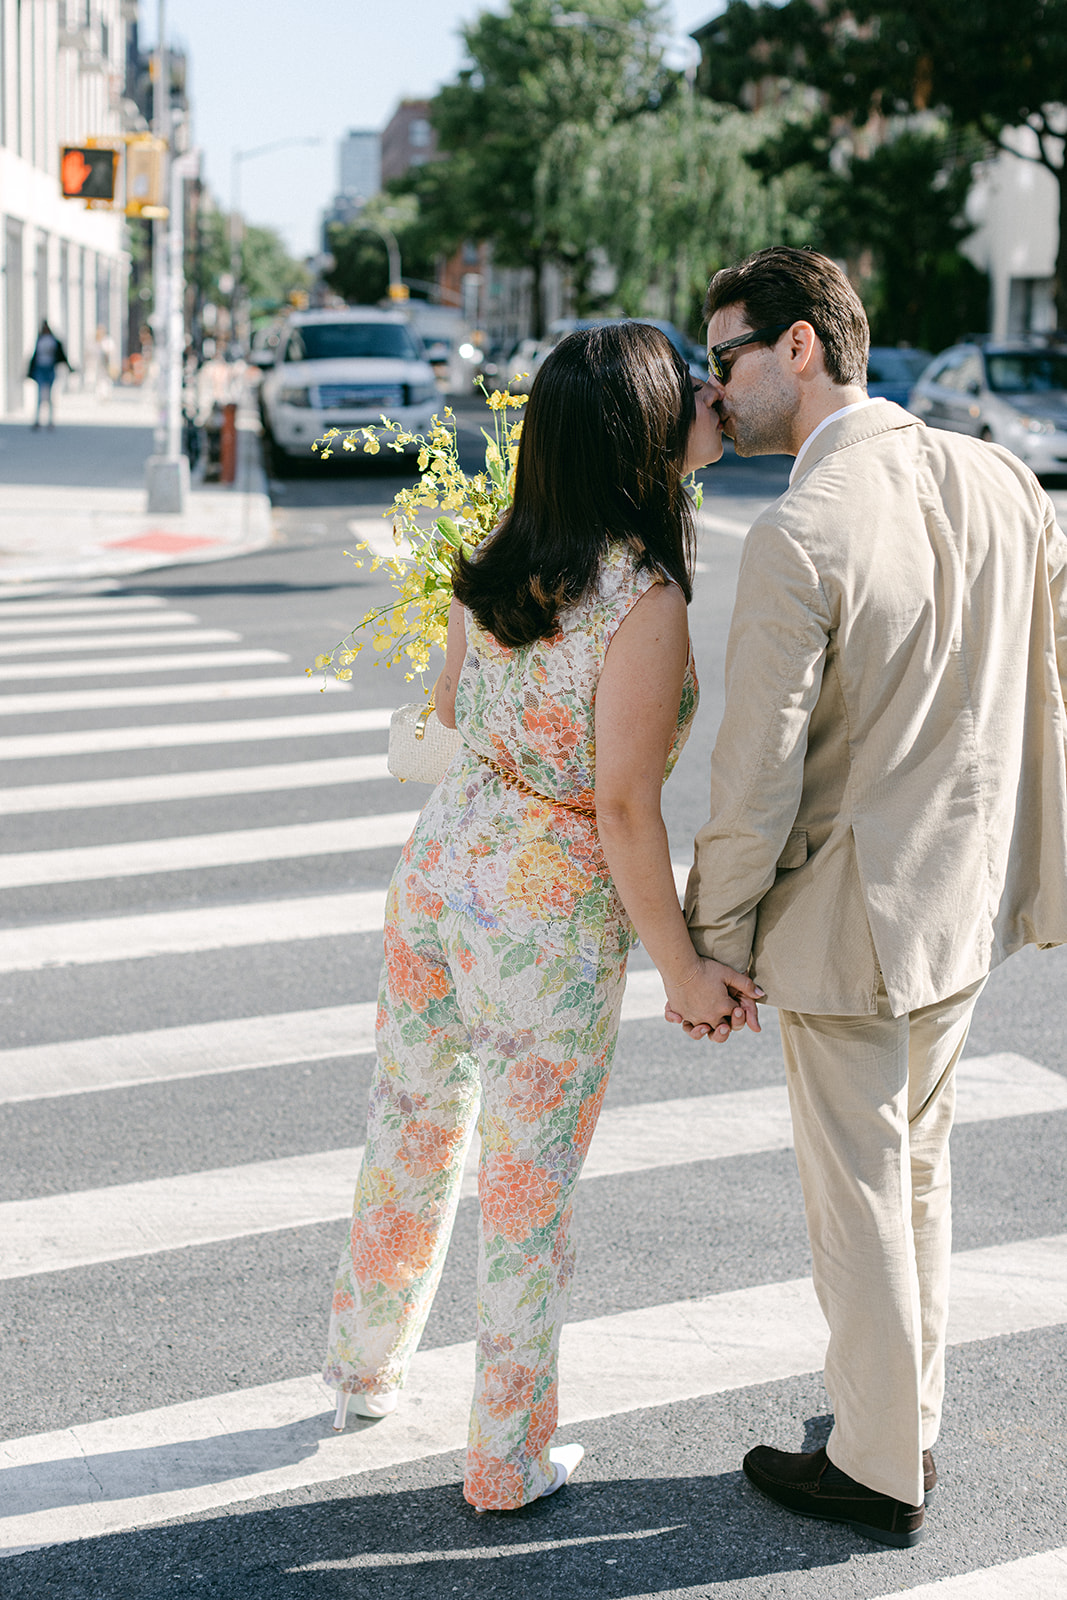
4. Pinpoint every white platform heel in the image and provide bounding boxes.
[473,1443,584,1511]
[332,1389,399,1431]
